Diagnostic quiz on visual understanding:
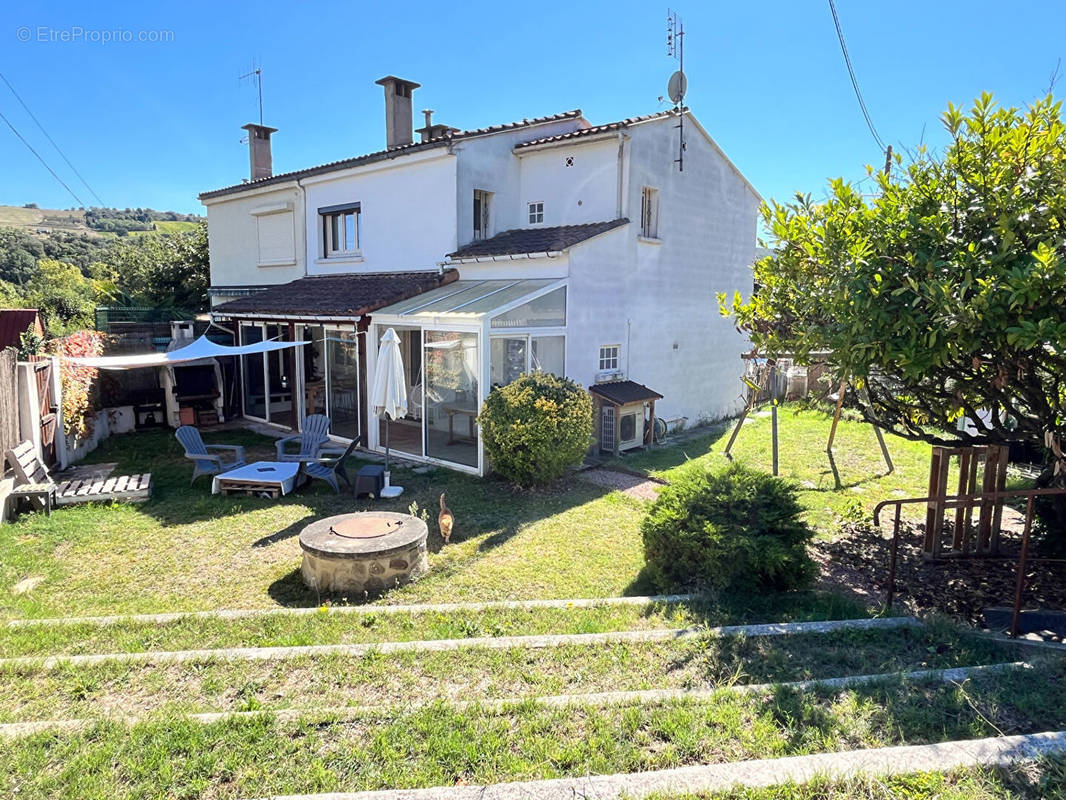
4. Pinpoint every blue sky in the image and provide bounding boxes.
[0,0,1062,218]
